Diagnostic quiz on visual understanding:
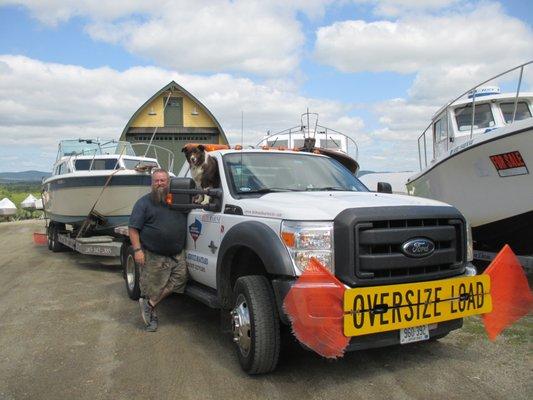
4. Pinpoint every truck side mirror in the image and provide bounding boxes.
[168,177,223,212]
[169,177,196,206]
[377,182,392,194]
